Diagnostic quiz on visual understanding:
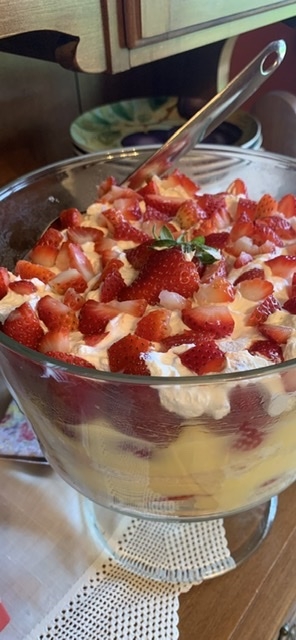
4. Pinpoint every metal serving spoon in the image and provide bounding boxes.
[124,39,286,189]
